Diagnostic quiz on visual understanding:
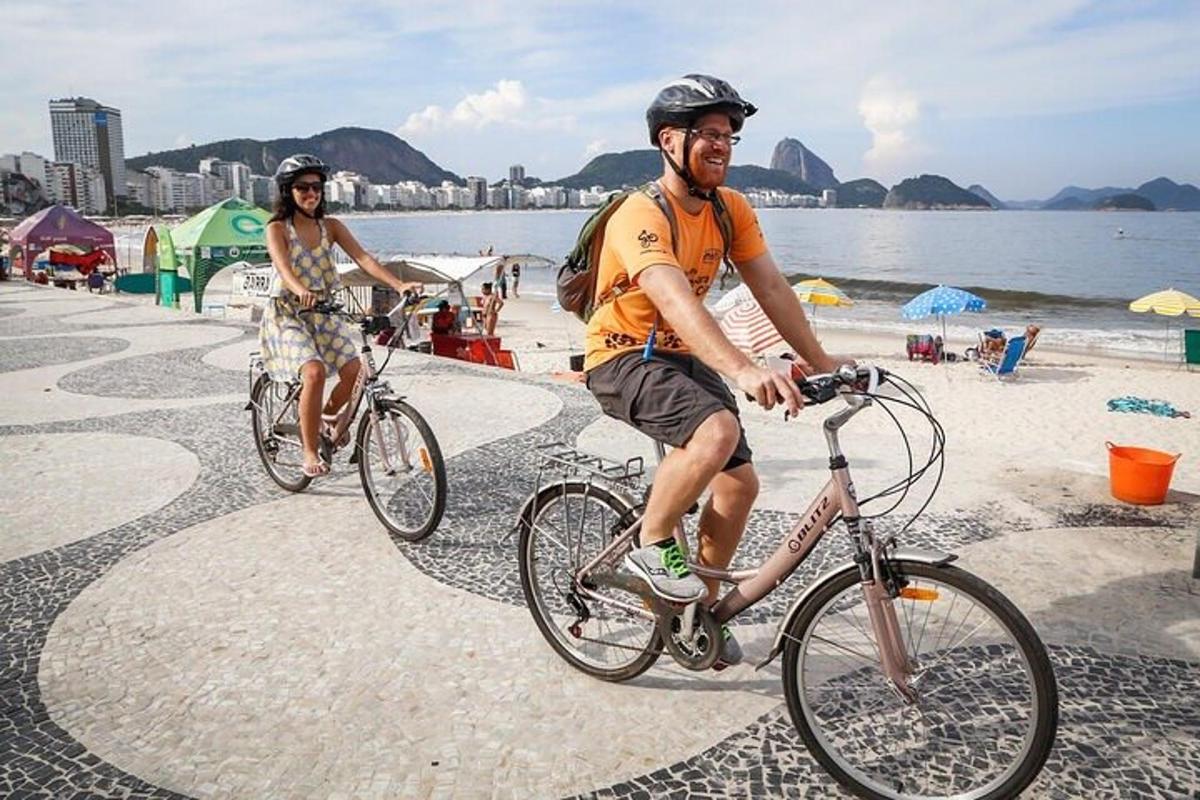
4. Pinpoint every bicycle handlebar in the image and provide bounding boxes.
[798,364,885,404]
[745,365,886,407]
